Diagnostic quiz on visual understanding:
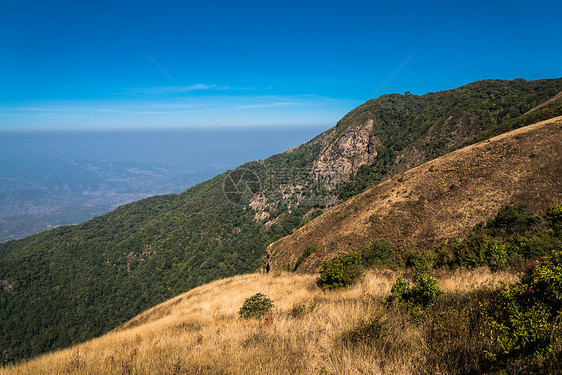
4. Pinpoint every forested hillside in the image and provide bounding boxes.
[1,78,562,362]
